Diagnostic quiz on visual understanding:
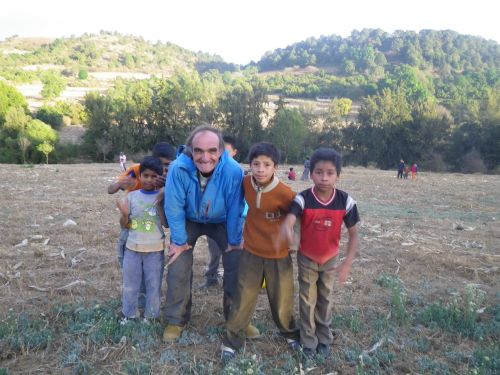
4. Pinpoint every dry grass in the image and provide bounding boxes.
[0,164,499,374]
